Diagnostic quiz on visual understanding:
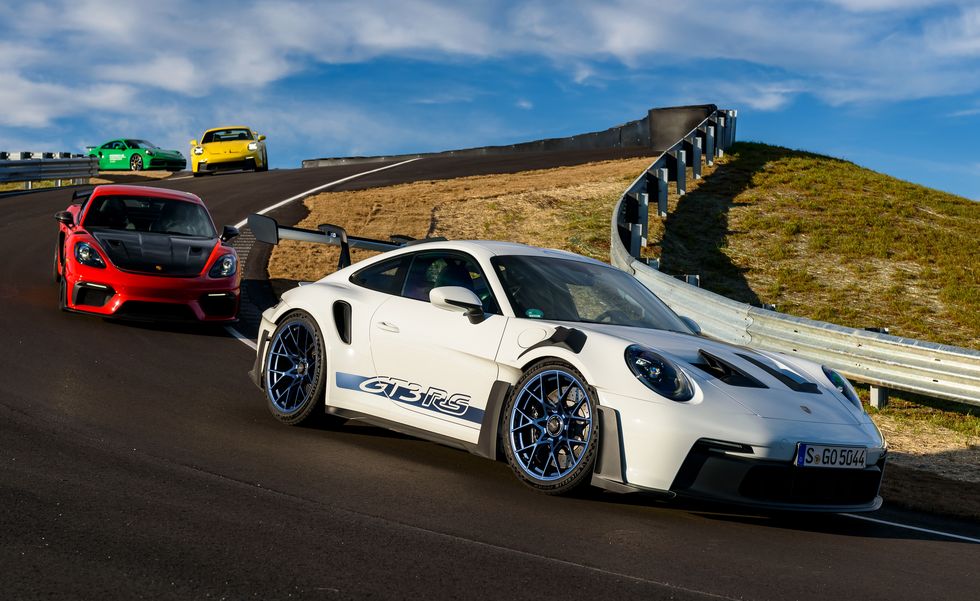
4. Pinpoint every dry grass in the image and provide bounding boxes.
[268,156,656,281]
